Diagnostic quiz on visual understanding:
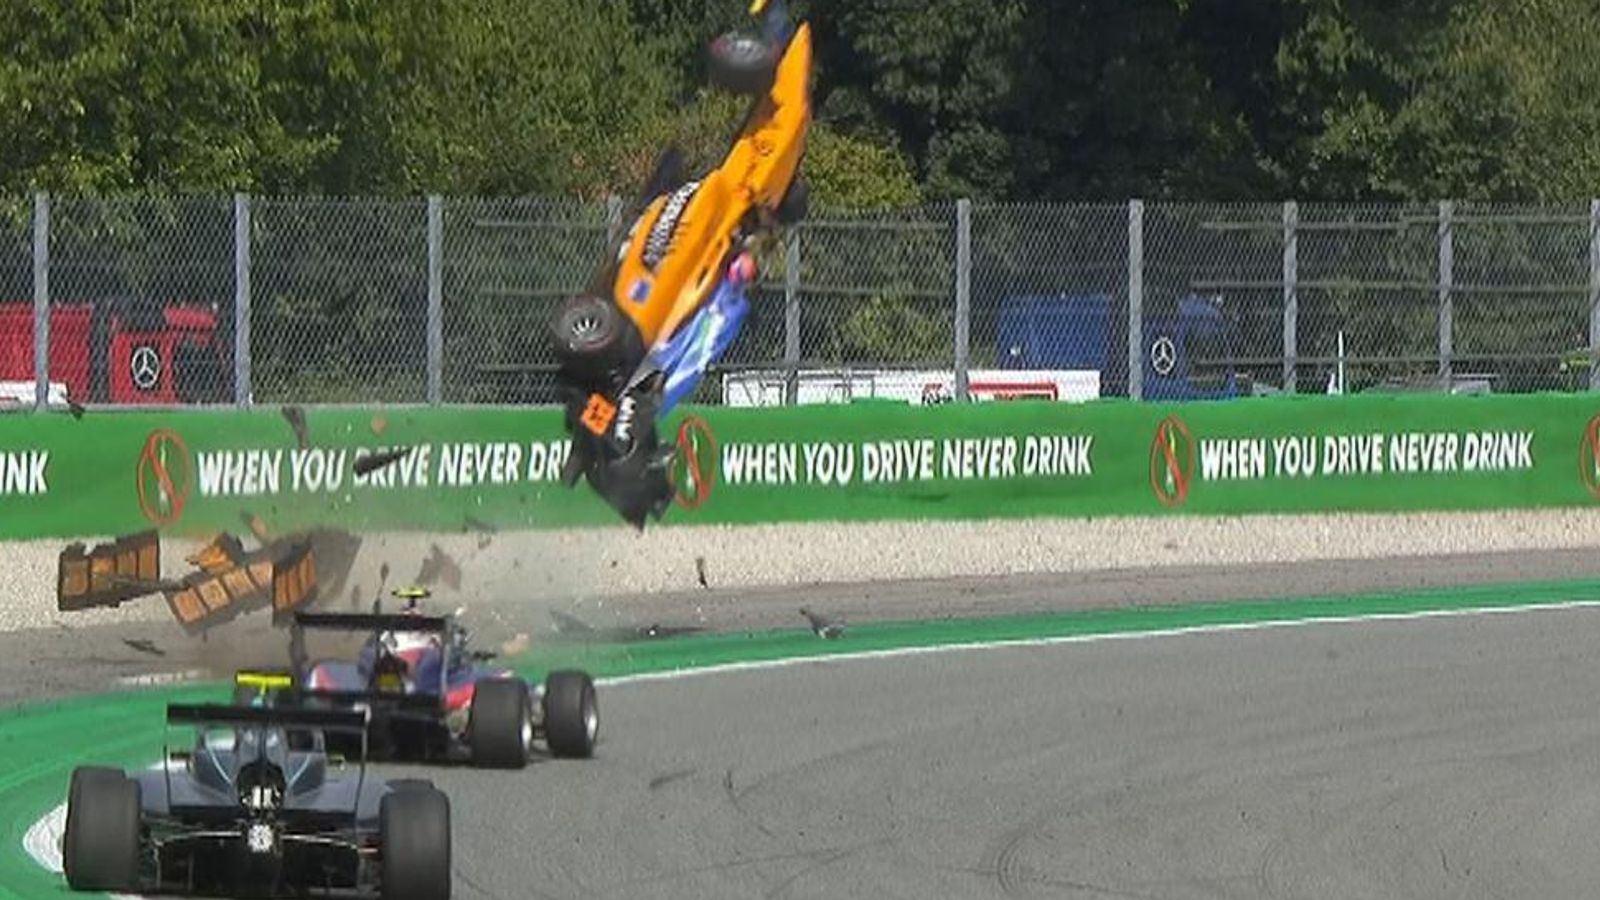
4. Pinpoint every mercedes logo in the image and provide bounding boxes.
[1150,336,1177,376]
[131,345,161,391]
